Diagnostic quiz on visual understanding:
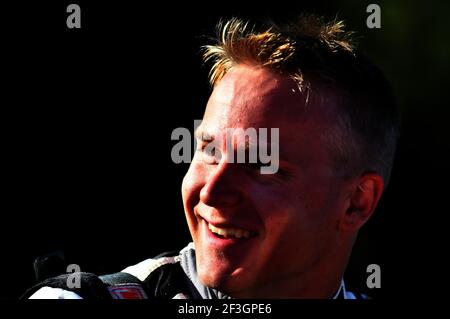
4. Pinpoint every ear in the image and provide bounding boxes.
[339,173,384,233]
